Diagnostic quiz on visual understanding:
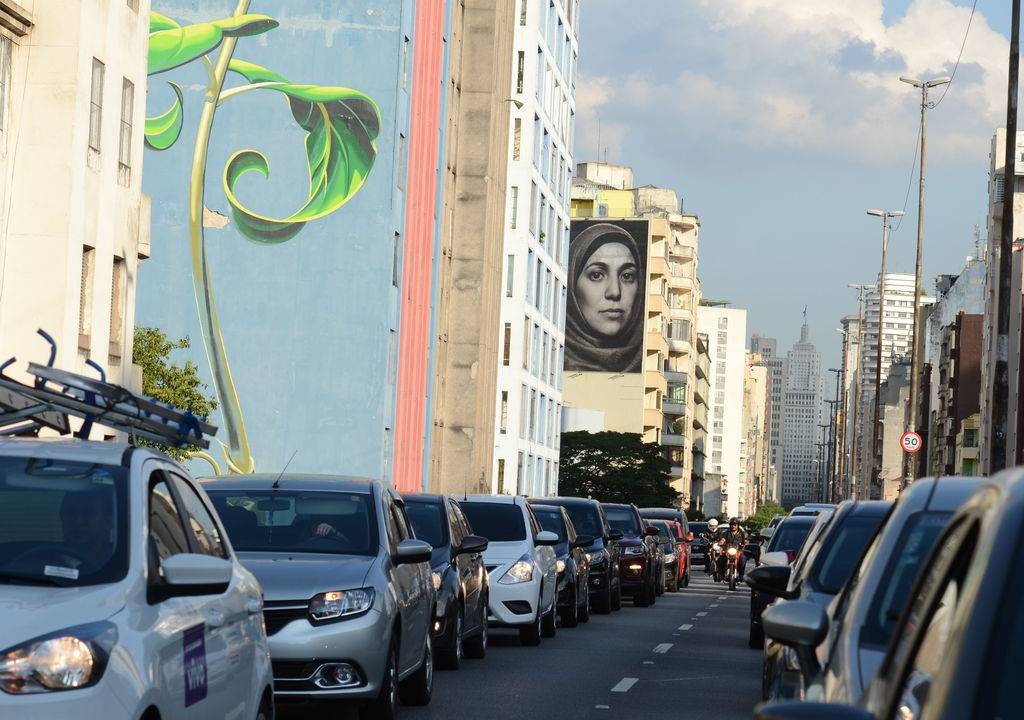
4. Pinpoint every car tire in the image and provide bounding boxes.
[362,638,399,720]
[594,583,612,614]
[611,582,622,611]
[520,600,543,647]
[541,599,558,638]
[561,585,579,628]
[398,632,433,706]
[635,582,651,607]
[255,693,274,720]
[748,621,764,649]
[579,586,591,623]
[465,600,488,659]
[683,565,690,588]
[668,572,679,593]
[437,607,463,670]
